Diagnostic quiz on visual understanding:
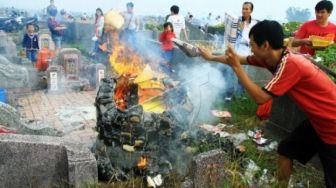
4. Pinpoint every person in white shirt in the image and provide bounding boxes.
[120,2,140,47]
[235,2,258,55]
[235,2,258,95]
[167,5,188,40]
[223,2,258,99]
